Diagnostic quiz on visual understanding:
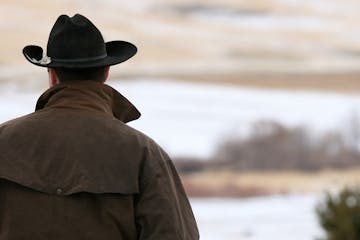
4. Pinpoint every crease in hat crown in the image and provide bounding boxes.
[23,13,137,68]
[47,14,107,62]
